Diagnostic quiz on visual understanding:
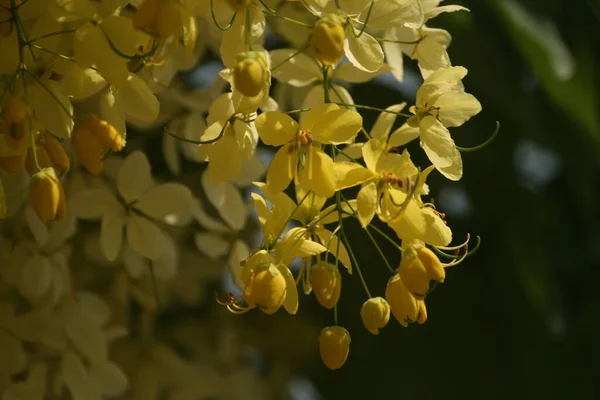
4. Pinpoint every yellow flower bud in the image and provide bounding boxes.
[233,53,267,98]
[72,126,105,175]
[133,0,180,39]
[25,146,53,177]
[360,297,390,335]
[2,96,28,150]
[243,265,287,314]
[86,116,125,152]
[224,0,251,13]
[0,153,26,174]
[28,168,66,223]
[385,274,418,327]
[417,300,428,324]
[42,135,70,176]
[311,15,346,66]
[398,246,445,298]
[319,326,350,370]
[311,262,341,309]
